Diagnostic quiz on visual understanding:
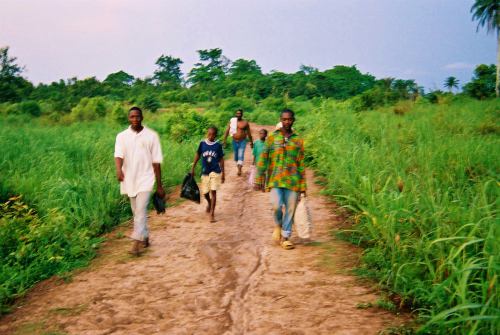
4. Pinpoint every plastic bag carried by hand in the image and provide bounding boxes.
[247,165,256,188]
[295,195,313,239]
[152,192,166,214]
[180,173,201,203]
